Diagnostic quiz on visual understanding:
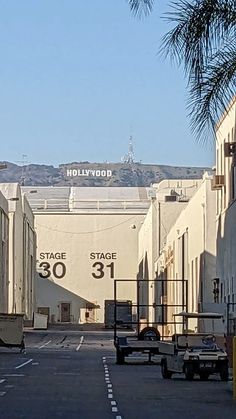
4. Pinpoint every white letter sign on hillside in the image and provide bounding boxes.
[66,168,112,178]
